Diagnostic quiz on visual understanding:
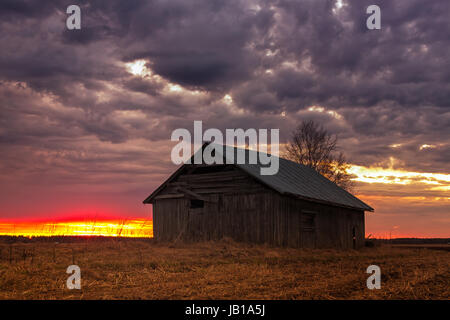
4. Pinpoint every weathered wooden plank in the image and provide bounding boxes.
[176,187,208,201]
[154,193,185,200]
